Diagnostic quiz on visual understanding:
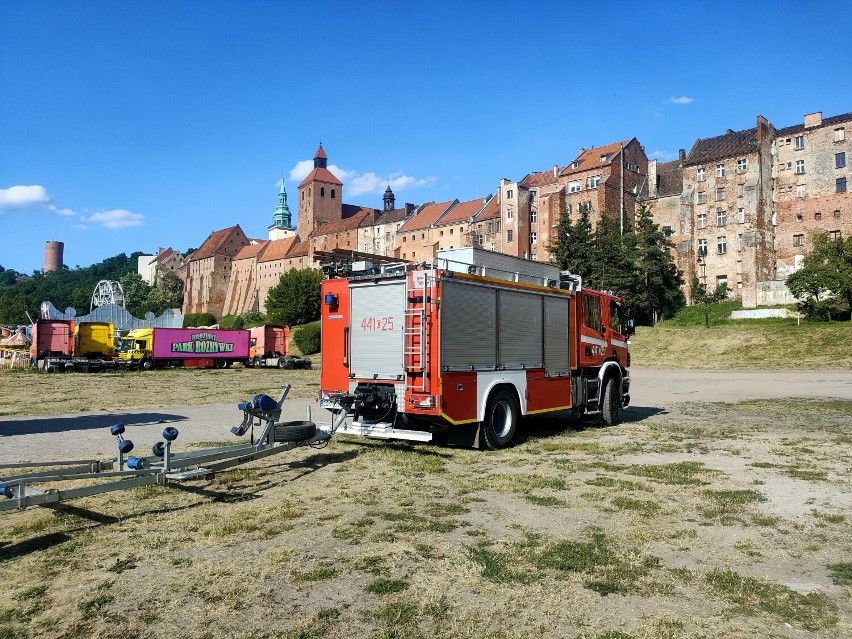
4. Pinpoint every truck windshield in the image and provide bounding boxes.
[117,338,135,353]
